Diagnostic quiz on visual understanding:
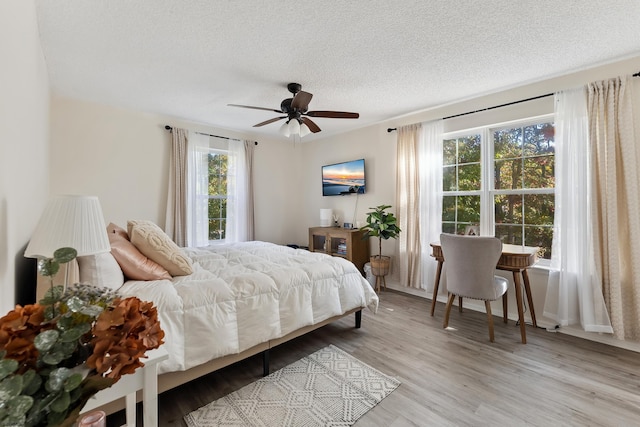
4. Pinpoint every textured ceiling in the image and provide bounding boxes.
[35,0,640,141]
